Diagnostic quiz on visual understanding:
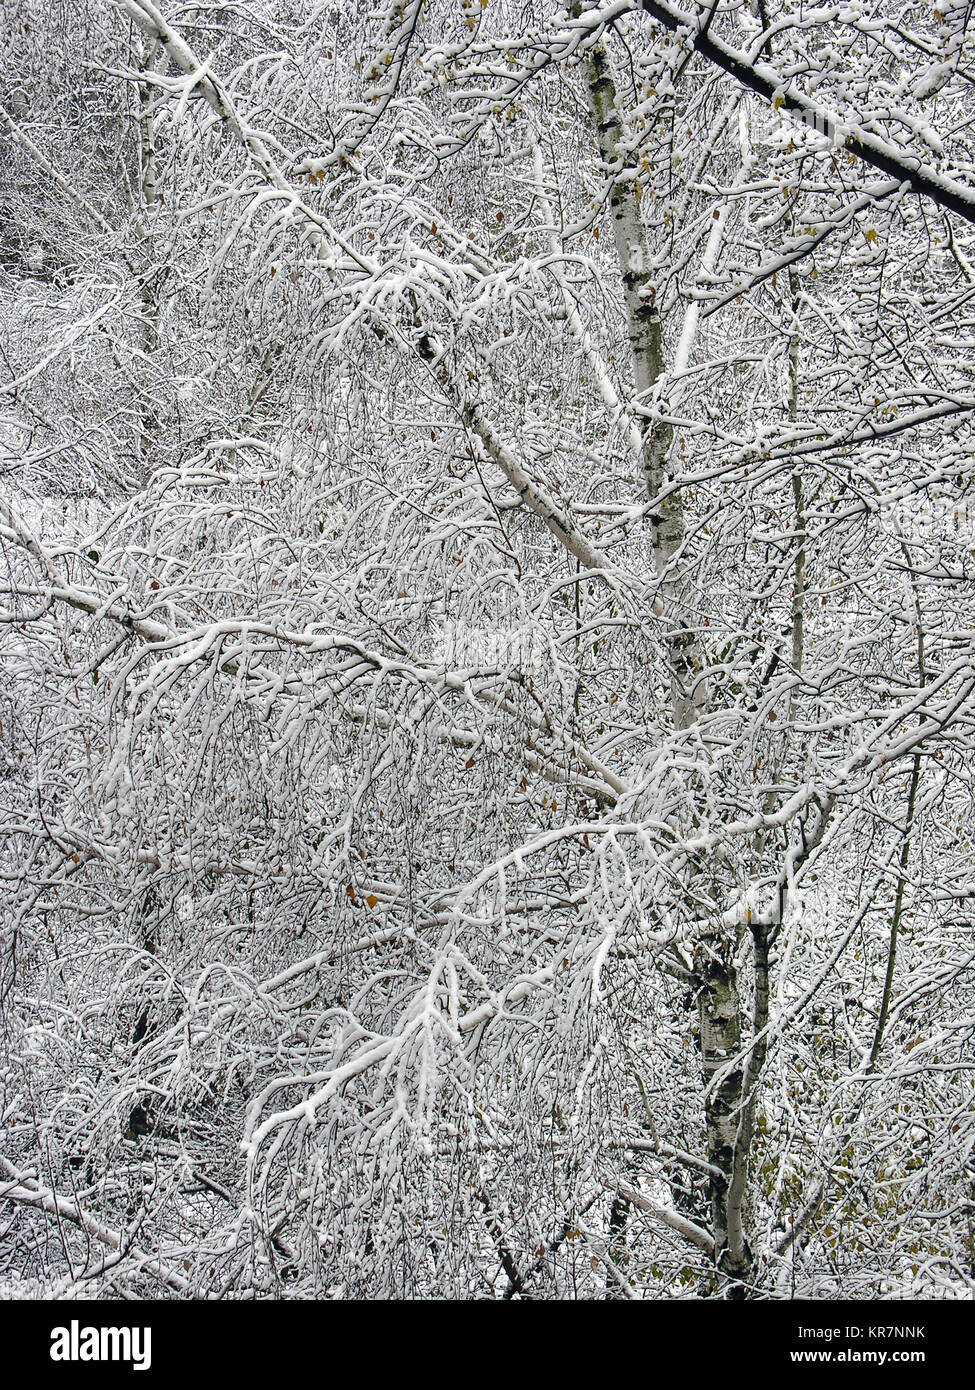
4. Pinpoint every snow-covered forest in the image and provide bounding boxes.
[1,0,974,1301]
